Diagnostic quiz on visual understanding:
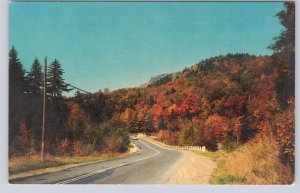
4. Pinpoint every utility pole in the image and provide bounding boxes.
[41,57,47,161]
